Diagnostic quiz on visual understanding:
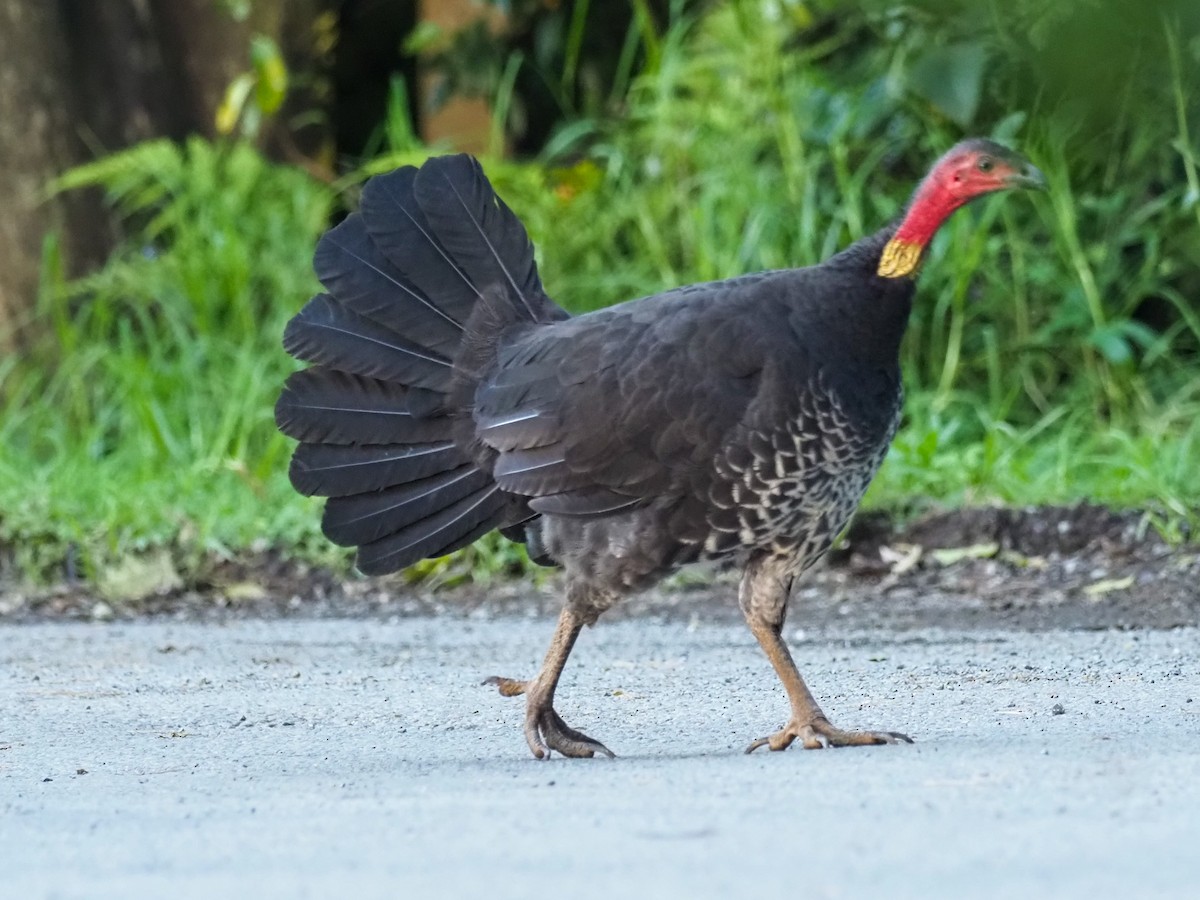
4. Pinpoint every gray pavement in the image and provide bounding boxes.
[2,616,1199,899]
